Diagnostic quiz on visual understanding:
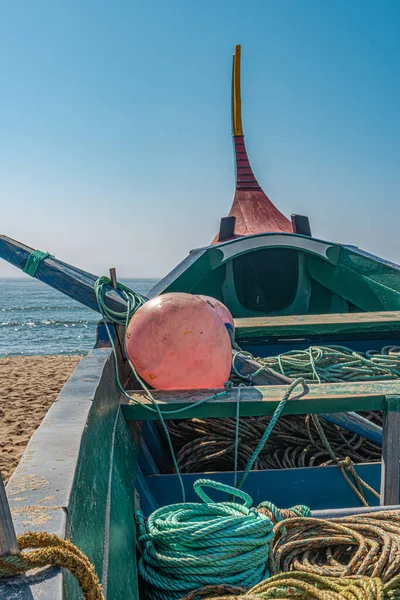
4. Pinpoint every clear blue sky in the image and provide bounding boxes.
[1,0,399,278]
